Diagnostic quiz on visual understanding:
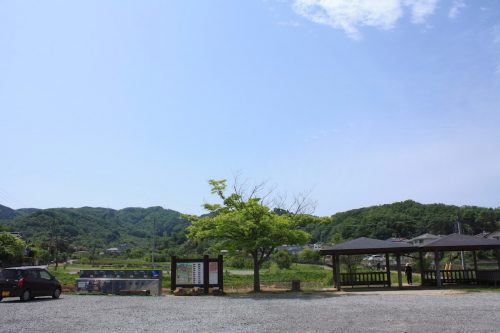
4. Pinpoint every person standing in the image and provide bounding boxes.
[405,263,413,285]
